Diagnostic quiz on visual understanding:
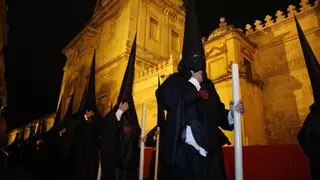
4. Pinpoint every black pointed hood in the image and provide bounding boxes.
[294,16,320,105]
[115,35,140,130]
[117,35,137,105]
[78,50,99,115]
[178,0,206,74]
